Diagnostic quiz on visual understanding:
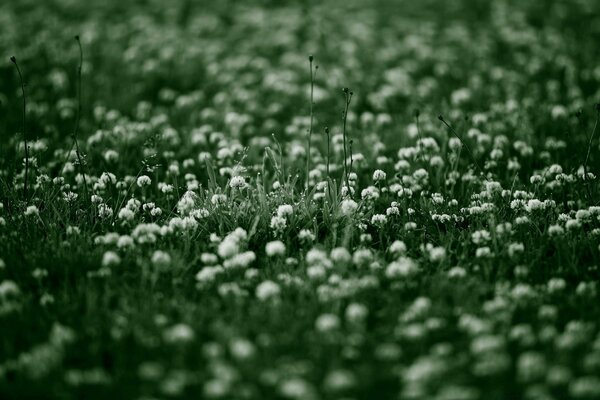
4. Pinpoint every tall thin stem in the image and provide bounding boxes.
[325,126,330,179]
[583,105,600,200]
[342,88,353,197]
[10,56,29,200]
[306,55,315,190]
[415,109,425,164]
[584,106,599,178]
[73,35,90,203]
[438,115,484,177]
